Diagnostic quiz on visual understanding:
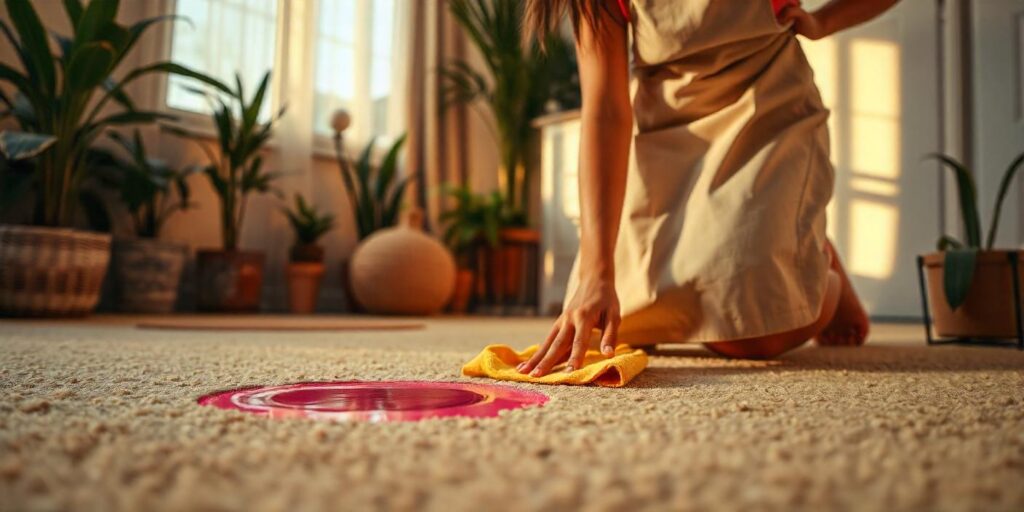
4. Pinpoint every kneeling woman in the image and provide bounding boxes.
[519,0,898,377]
